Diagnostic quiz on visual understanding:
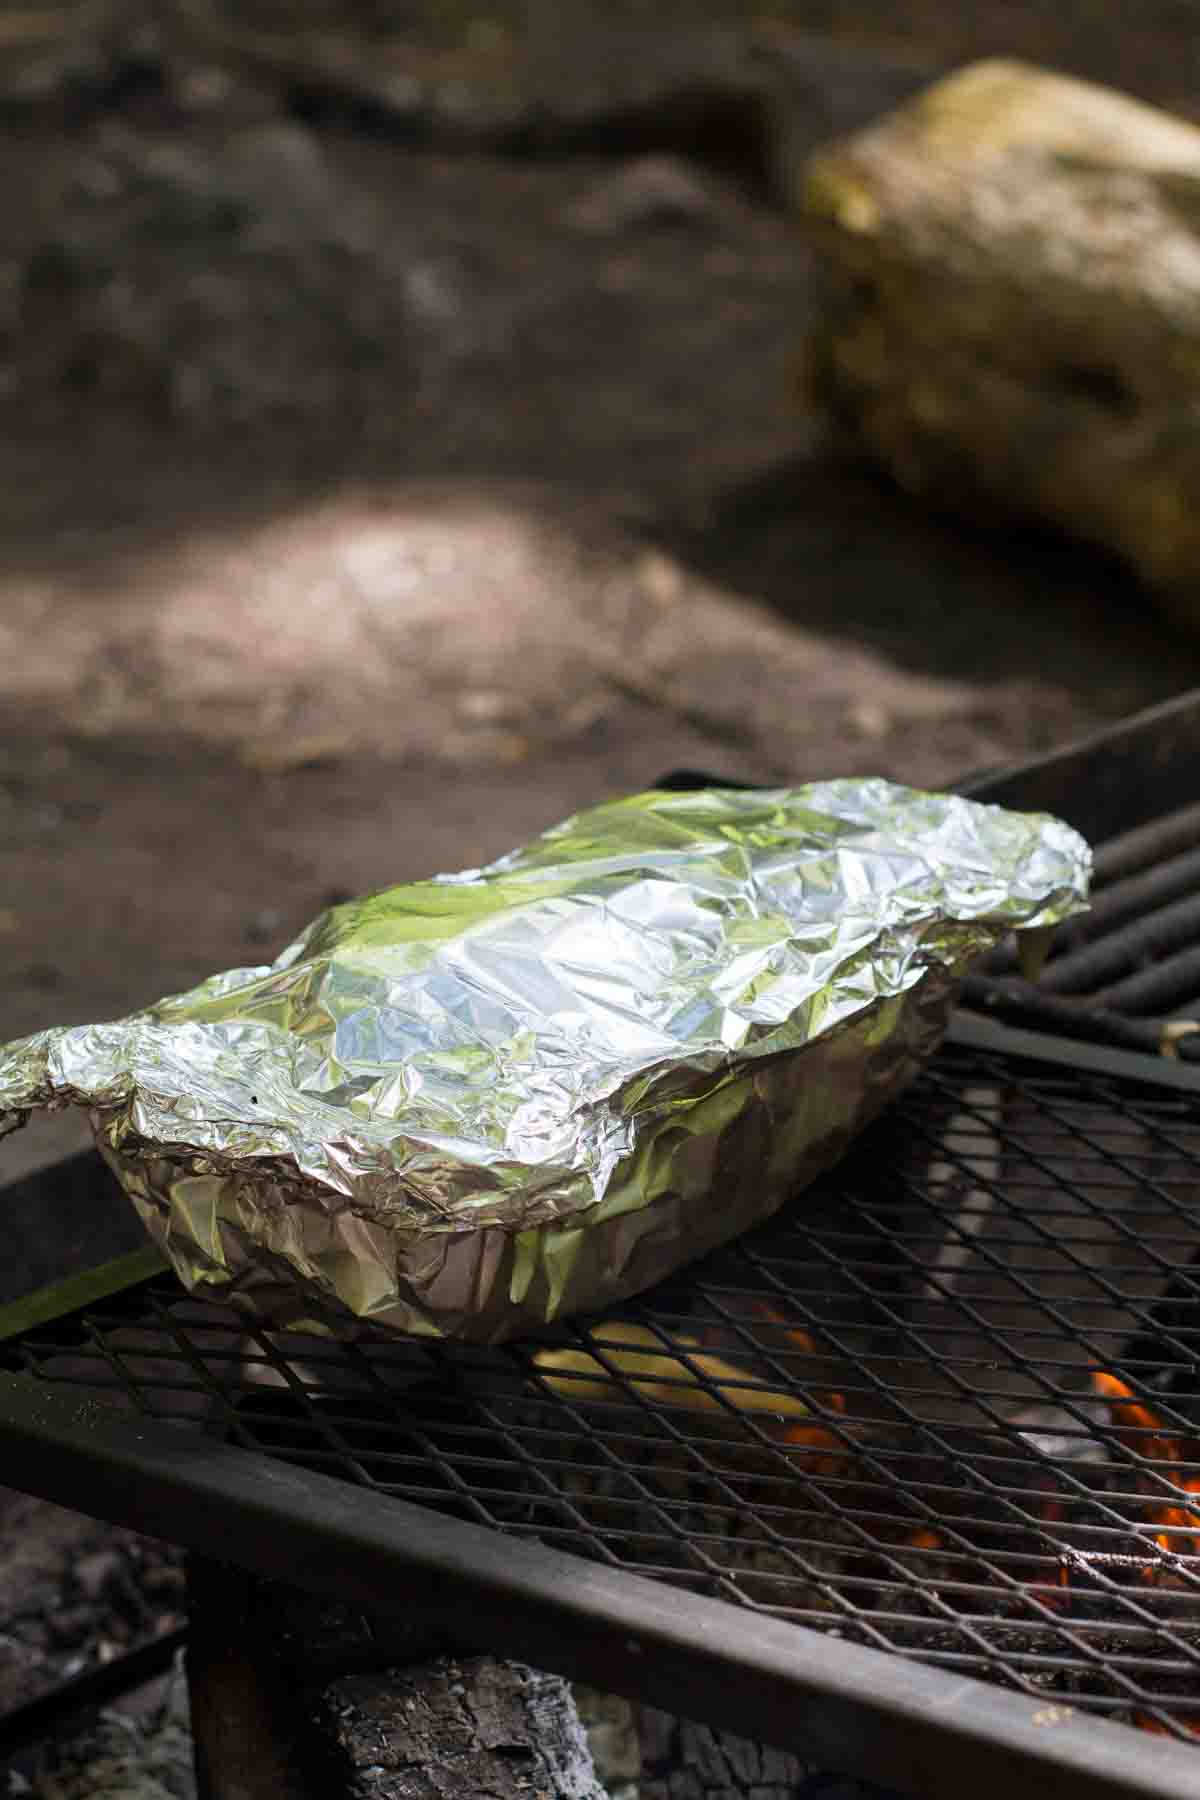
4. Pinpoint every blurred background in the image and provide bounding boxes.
[5,0,1200,1181]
